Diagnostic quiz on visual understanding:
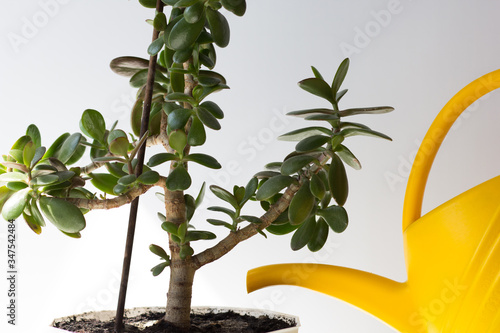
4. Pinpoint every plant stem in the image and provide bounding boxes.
[114,1,164,332]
